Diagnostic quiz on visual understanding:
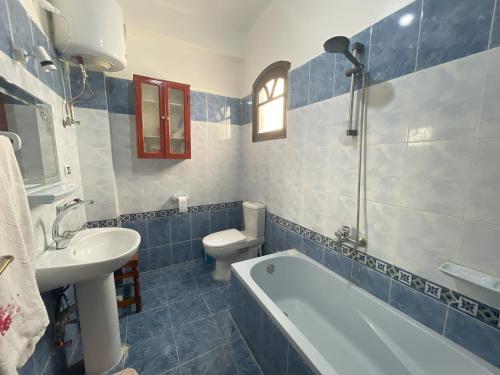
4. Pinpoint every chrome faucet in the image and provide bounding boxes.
[52,198,94,249]
[334,225,366,254]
